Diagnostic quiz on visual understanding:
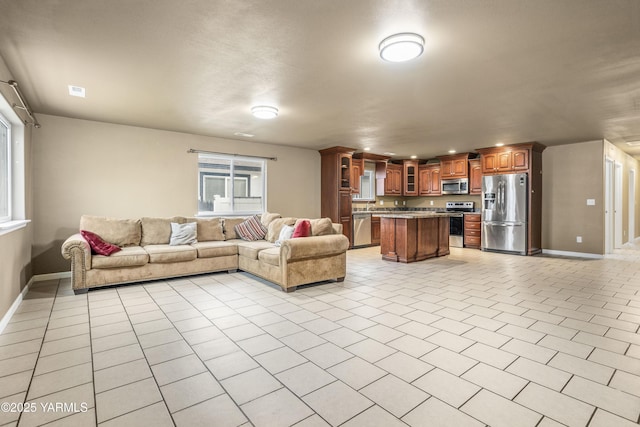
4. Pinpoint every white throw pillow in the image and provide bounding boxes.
[275,225,295,247]
[169,222,197,245]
